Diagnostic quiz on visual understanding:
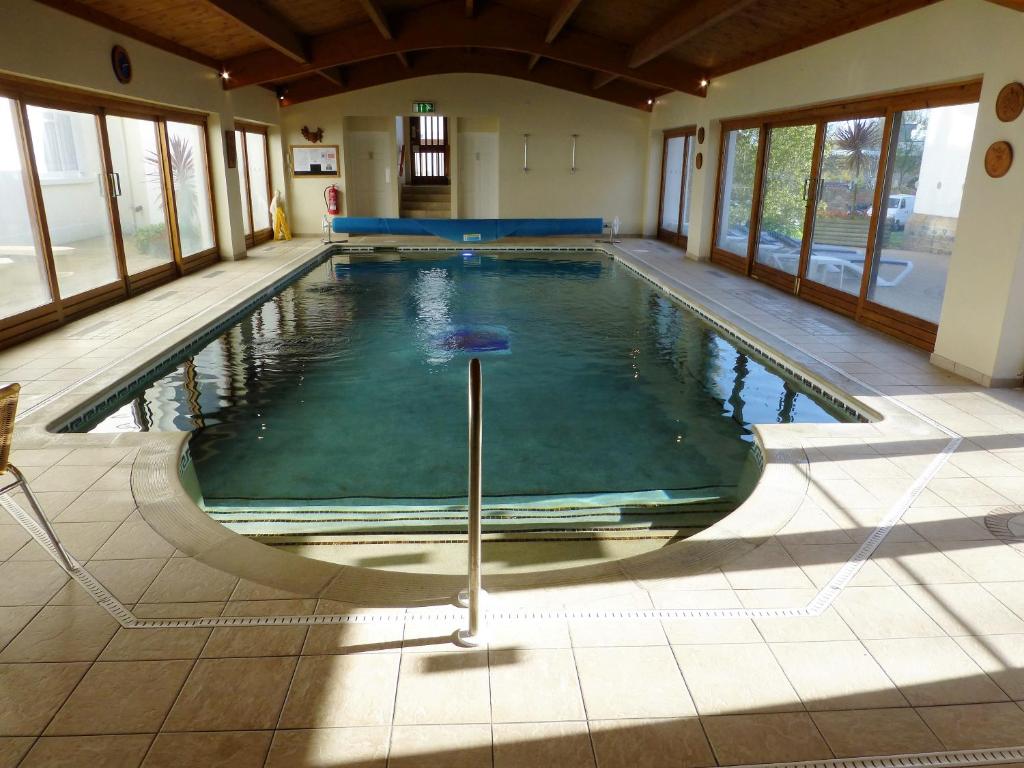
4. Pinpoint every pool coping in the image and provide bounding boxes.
[4,239,960,611]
